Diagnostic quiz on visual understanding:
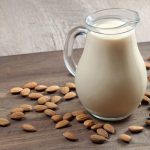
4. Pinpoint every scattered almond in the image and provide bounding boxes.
[63,113,73,121]
[72,110,84,116]
[10,107,24,113]
[65,82,76,89]
[20,88,30,97]
[10,87,23,94]
[128,125,144,133]
[46,85,60,93]
[145,119,150,126]
[63,131,78,141]
[0,118,10,126]
[51,96,62,103]
[64,92,76,100]
[10,112,25,120]
[51,115,63,122]
[38,96,50,104]
[22,124,37,132]
[35,85,47,91]
[60,86,69,94]
[145,91,150,98]
[91,123,103,130]
[28,92,43,100]
[76,114,90,122]
[90,134,107,144]
[103,124,115,134]
[20,104,33,112]
[55,120,69,129]
[84,120,95,128]
[119,134,132,143]
[145,62,150,70]
[23,82,38,89]
[34,105,47,112]
[141,95,150,105]
[97,128,109,138]
[45,102,58,109]
[44,109,56,117]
